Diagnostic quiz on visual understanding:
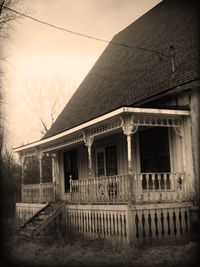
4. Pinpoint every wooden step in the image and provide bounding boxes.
[26,224,37,231]
[20,229,32,237]
[36,214,49,220]
[18,201,65,238]
[31,220,43,226]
